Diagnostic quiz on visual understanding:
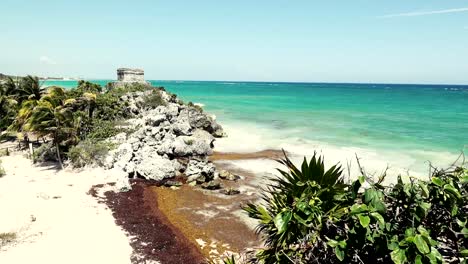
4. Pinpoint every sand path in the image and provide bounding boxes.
[0,154,133,264]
